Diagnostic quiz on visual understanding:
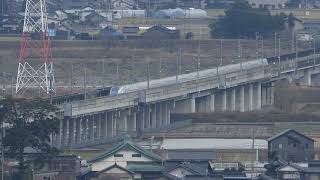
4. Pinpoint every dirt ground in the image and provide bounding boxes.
[0,38,313,96]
